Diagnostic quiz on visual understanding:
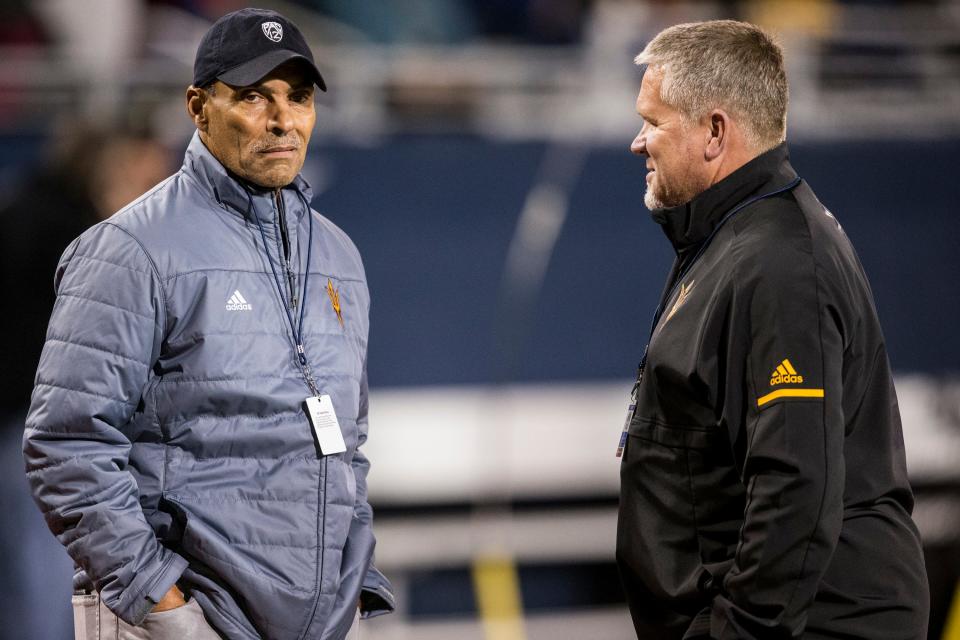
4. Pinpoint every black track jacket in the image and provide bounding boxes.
[616,144,929,639]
